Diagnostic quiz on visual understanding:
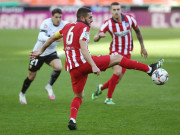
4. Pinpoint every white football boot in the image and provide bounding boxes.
[45,84,55,100]
[19,92,27,104]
